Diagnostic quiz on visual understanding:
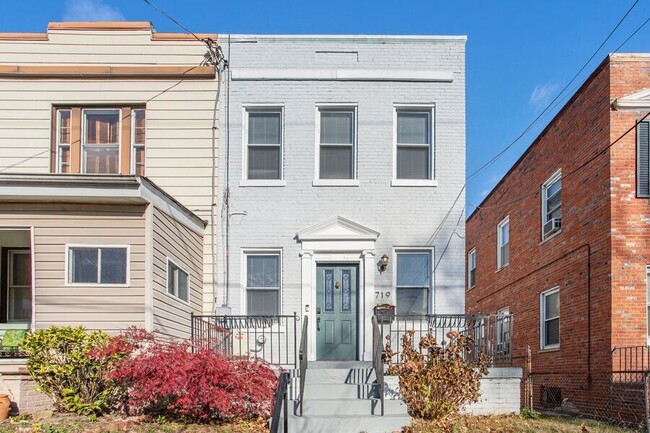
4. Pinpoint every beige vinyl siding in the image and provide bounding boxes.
[0,203,146,332]
[0,28,218,310]
[151,207,203,339]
